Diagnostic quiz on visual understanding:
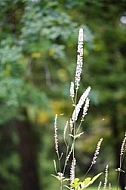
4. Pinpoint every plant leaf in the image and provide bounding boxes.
[51,174,63,181]
[81,173,103,189]
[70,178,80,187]
[83,177,91,185]
[91,172,103,183]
